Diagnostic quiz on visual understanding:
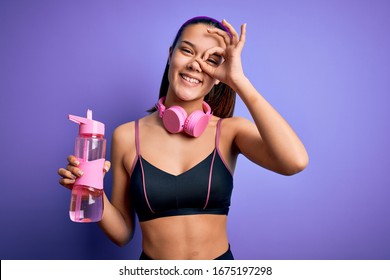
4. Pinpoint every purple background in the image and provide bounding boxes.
[1,0,389,260]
